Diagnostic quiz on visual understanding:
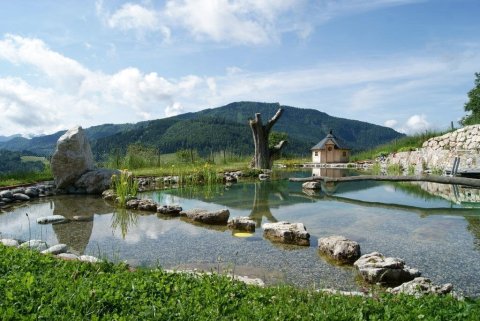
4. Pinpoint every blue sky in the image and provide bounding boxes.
[0,0,479,137]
